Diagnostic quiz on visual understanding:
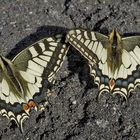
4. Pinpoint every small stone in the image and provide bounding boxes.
[72,100,77,105]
